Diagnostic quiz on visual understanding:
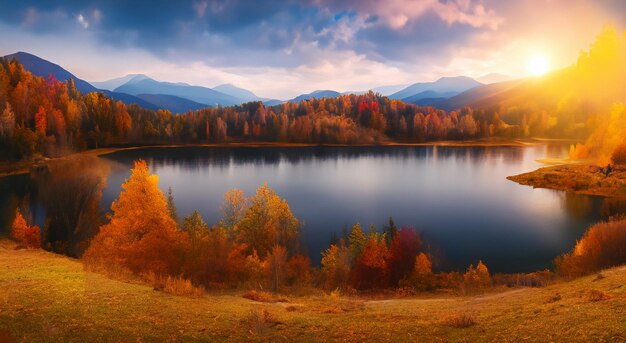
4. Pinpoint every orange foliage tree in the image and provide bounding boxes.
[11,209,41,249]
[463,260,491,289]
[350,235,390,289]
[83,160,189,276]
[555,219,626,277]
